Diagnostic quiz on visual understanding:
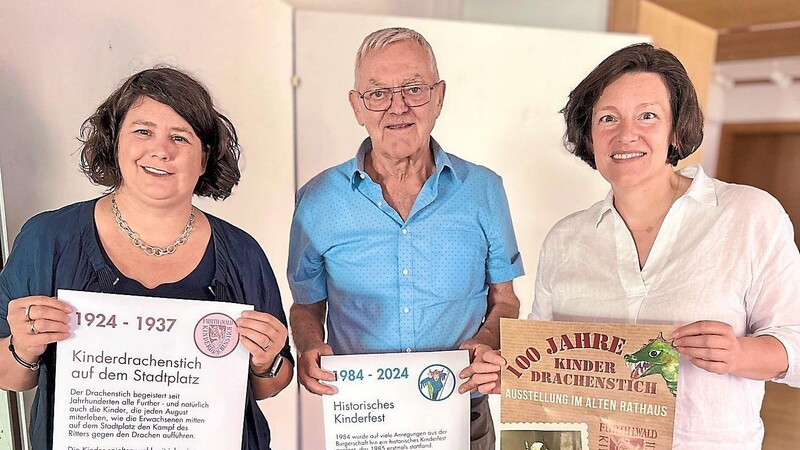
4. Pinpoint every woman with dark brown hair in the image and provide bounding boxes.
[461,43,800,448]
[0,67,293,449]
